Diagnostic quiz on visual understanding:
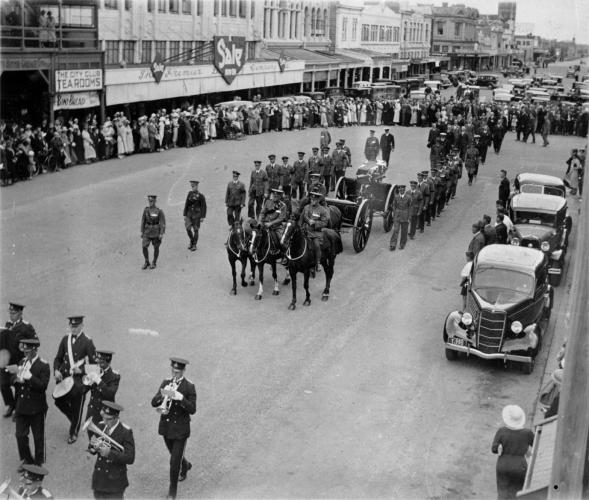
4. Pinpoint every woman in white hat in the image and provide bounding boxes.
[491,405,534,499]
